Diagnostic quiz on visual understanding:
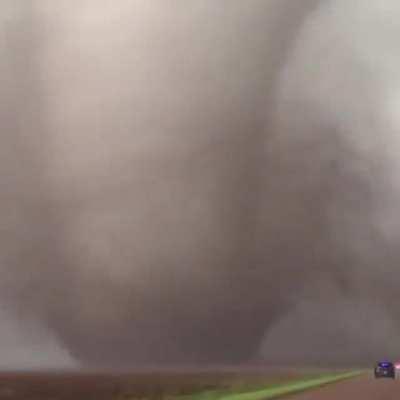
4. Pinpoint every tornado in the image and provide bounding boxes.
[2,0,400,368]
